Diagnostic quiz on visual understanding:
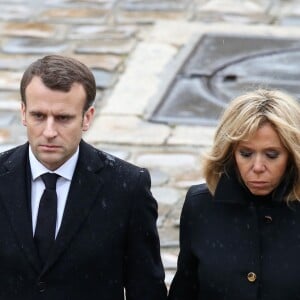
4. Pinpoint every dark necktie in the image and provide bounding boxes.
[34,173,59,264]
